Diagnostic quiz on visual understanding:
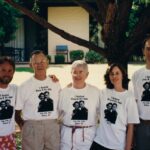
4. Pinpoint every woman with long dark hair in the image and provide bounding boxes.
[90,64,139,150]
